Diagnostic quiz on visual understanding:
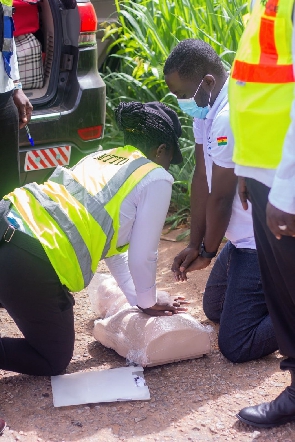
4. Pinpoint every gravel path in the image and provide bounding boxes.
[0,232,293,442]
